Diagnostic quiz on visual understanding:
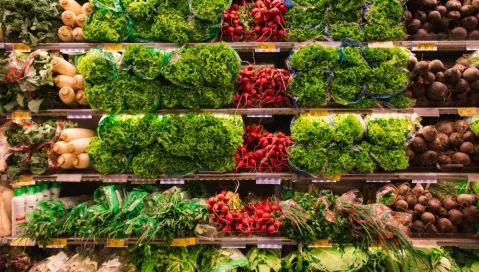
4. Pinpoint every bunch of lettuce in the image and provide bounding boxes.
[77,49,119,84]
[388,93,415,109]
[357,141,408,172]
[291,115,334,147]
[470,115,479,137]
[87,137,126,175]
[83,9,129,42]
[328,23,364,41]
[190,0,230,22]
[289,145,327,176]
[285,7,326,41]
[331,66,366,105]
[98,114,162,151]
[363,47,409,67]
[159,82,234,109]
[288,68,329,107]
[162,43,240,88]
[366,64,409,95]
[288,45,340,71]
[120,0,155,19]
[131,143,162,179]
[366,115,412,148]
[323,145,356,176]
[120,44,170,79]
[84,81,123,113]
[332,113,364,144]
[362,0,405,41]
